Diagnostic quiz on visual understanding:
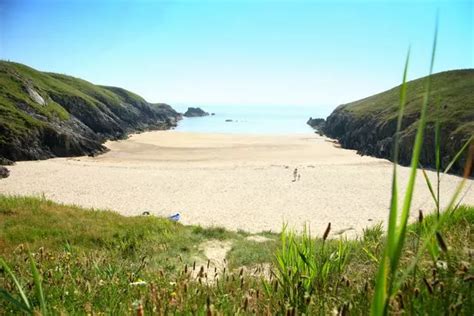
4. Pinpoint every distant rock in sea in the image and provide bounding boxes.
[225,119,233,122]
[183,107,209,117]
